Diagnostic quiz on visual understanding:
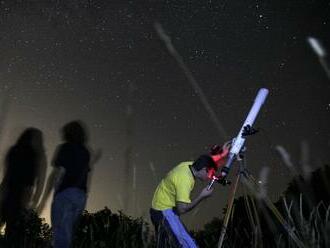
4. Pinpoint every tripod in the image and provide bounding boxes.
[216,154,306,248]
